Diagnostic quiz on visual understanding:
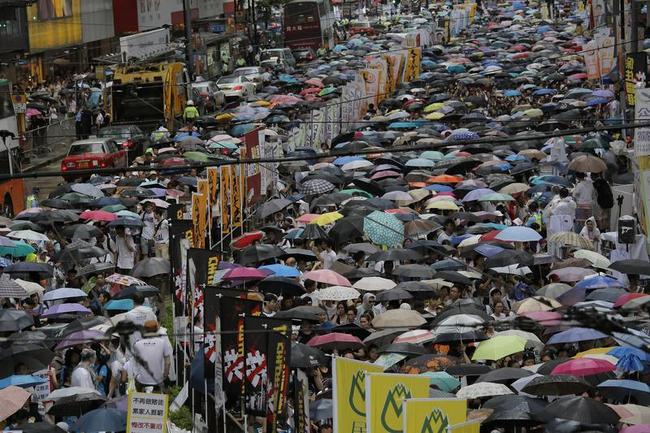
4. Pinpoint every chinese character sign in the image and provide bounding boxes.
[127,392,169,433]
